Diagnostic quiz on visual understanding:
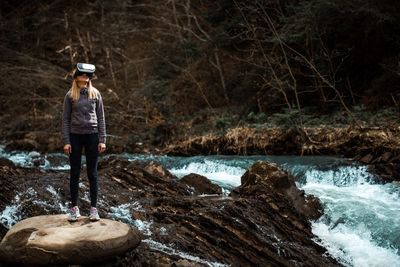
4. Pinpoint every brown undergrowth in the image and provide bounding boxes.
[164,125,400,182]
[165,125,400,156]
